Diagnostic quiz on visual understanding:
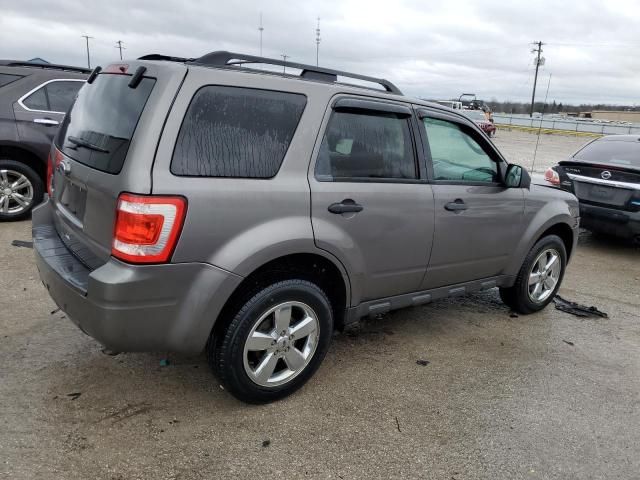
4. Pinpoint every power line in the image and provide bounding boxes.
[81,34,94,69]
[529,41,544,118]
[115,40,126,60]
[532,73,552,172]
